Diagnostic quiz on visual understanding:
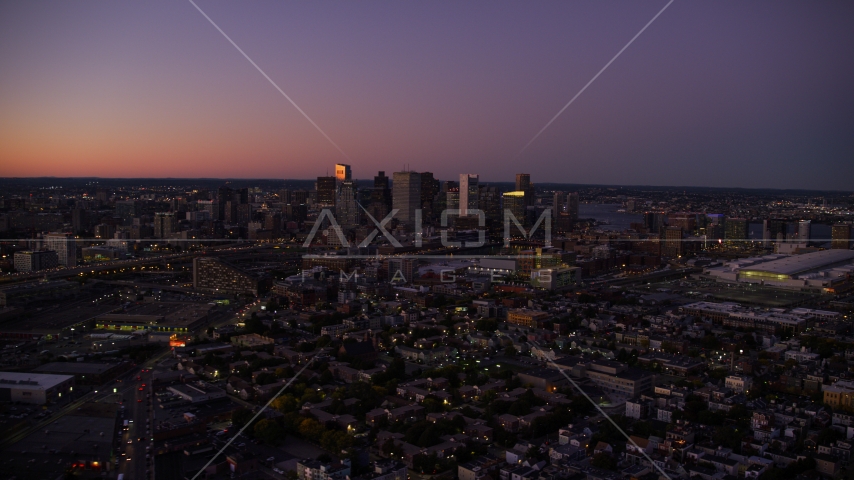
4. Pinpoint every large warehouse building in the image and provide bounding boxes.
[704,249,854,292]
[0,371,75,404]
